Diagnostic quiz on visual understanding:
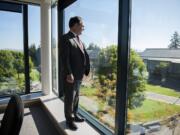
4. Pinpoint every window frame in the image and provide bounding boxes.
[0,1,30,95]
[57,0,131,135]
[0,1,42,96]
